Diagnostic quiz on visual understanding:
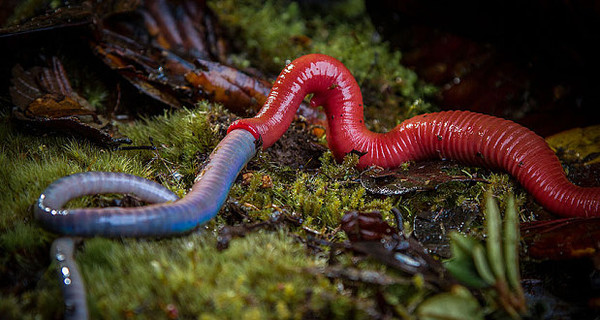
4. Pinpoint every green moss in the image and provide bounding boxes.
[118,103,223,195]
[230,151,393,232]
[0,118,149,233]
[211,0,308,72]
[210,0,437,131]
[76,231,369,319]
[82,85,109,113]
